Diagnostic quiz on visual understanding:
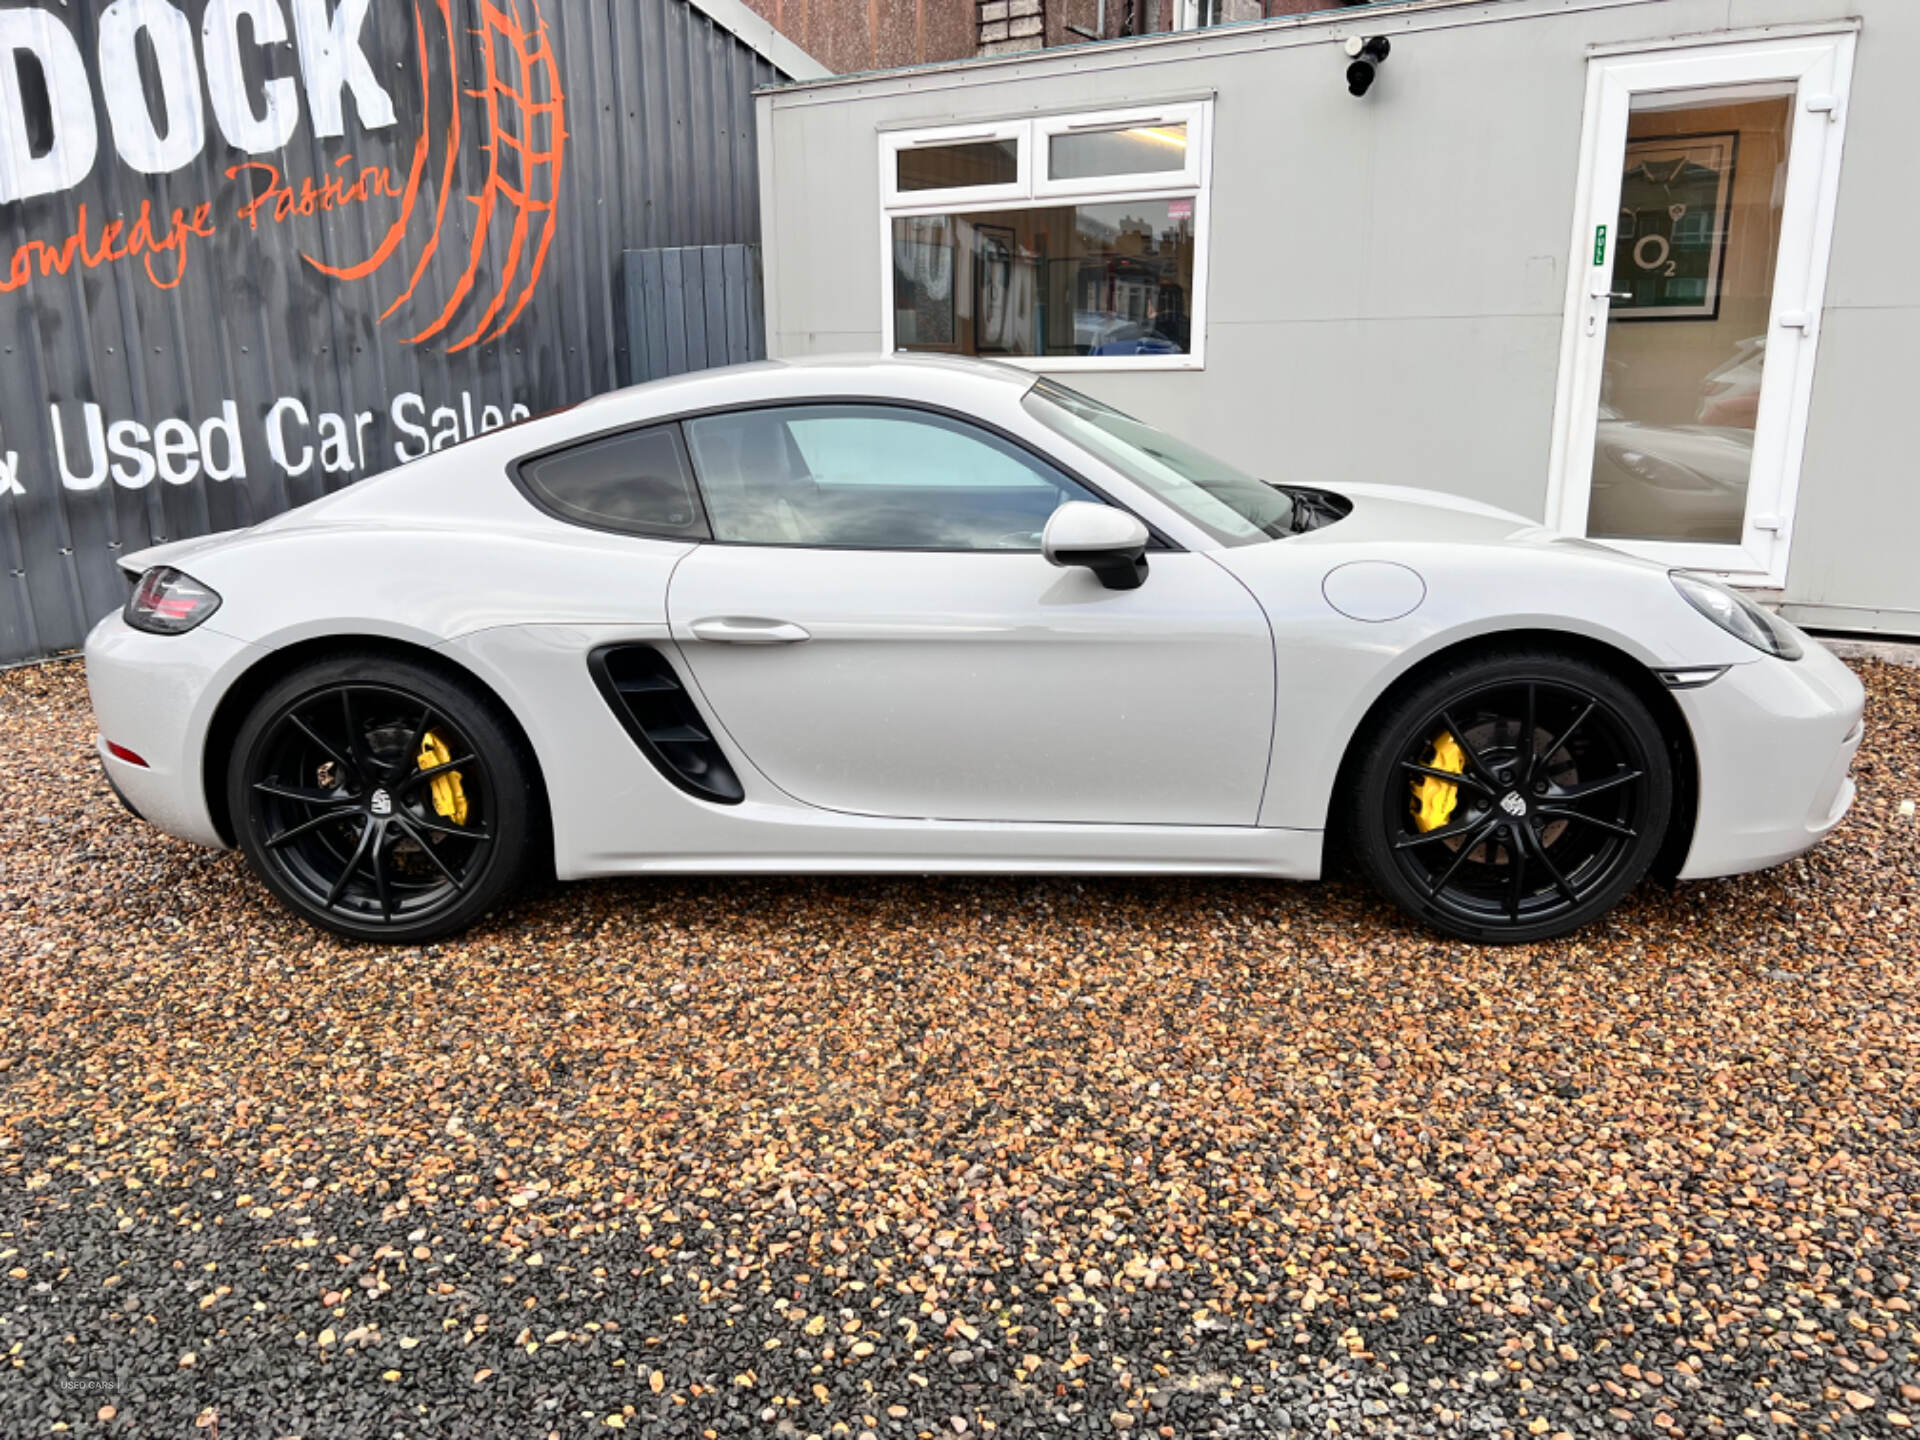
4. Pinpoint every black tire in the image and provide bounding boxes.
[227,652,536,943]
[1345,649,1673,944]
